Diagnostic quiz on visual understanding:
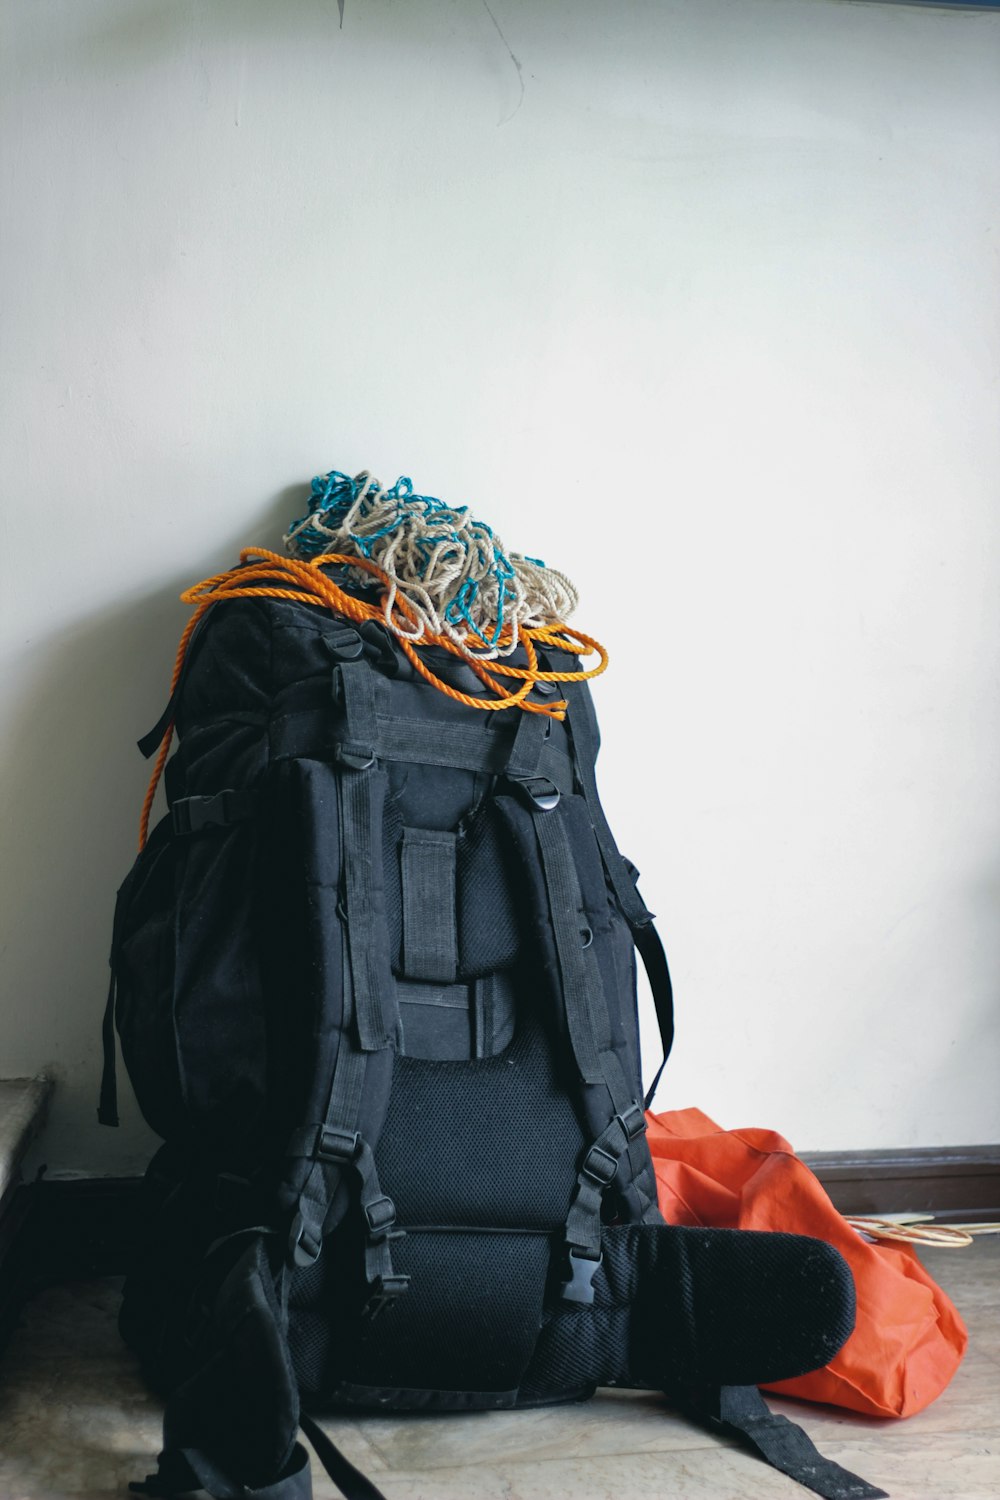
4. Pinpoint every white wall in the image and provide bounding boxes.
[2,0,998,1177]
